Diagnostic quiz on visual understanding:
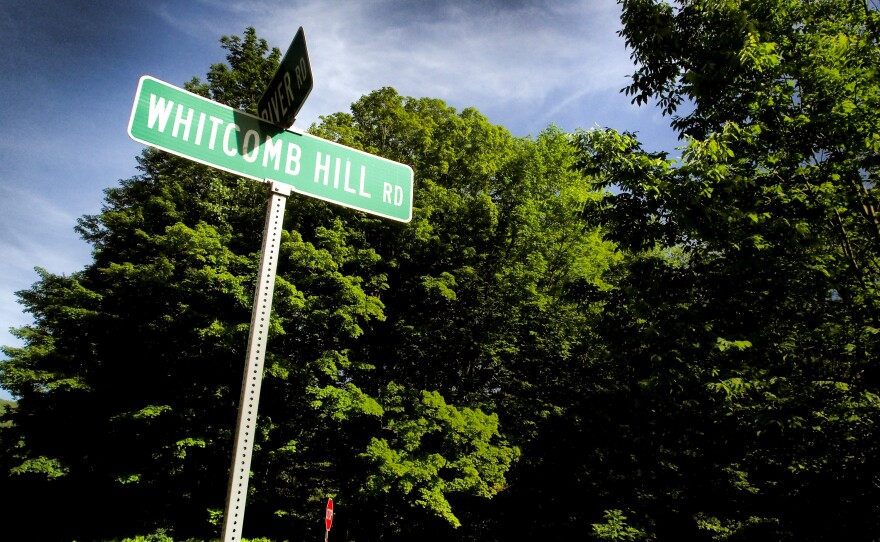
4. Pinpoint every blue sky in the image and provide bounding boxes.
[0,0,680,401]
